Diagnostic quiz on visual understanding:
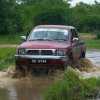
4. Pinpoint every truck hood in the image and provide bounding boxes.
[18,41,71,49]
